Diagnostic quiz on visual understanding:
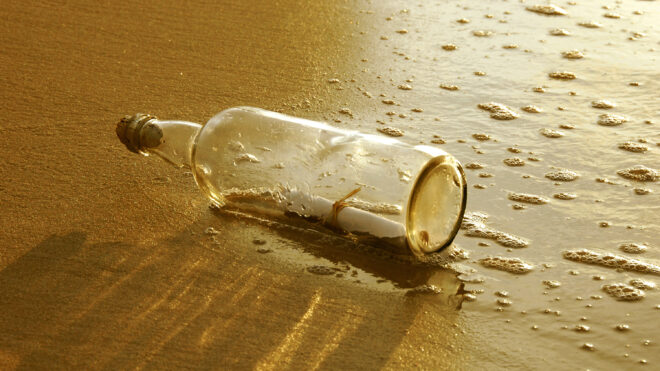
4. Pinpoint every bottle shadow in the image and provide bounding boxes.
[0,214,466,370]
[210,207,466,289]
